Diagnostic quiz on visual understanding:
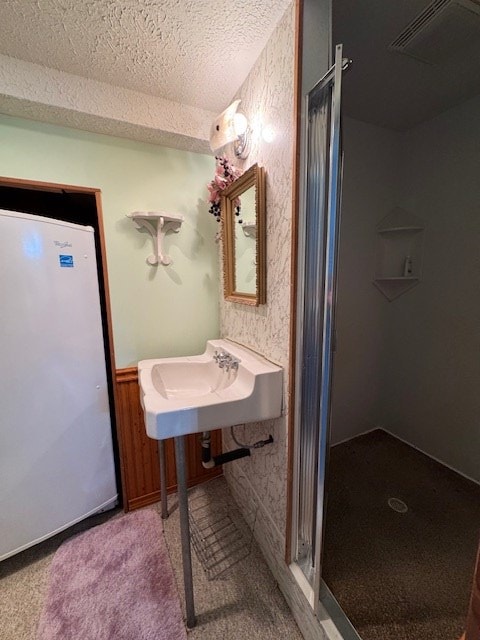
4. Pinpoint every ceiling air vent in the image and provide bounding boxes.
[389,0,480,65]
